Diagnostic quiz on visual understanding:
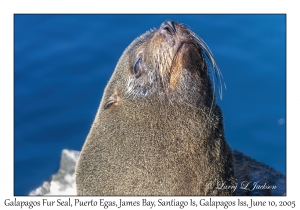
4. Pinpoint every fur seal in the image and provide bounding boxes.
[76,20,236,196]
